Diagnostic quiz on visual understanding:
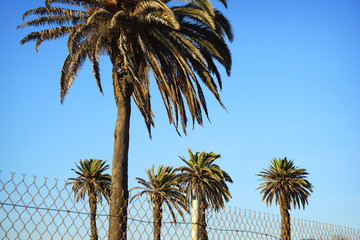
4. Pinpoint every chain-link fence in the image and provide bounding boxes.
[0,172,359,240]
